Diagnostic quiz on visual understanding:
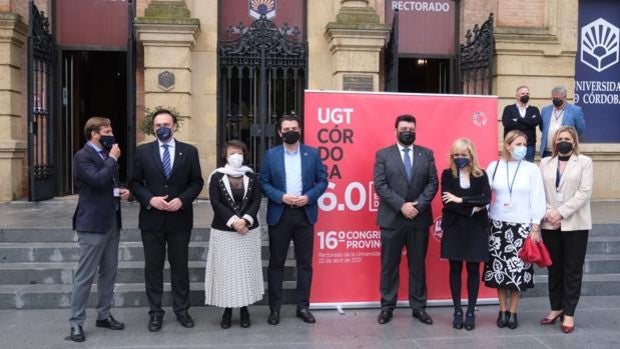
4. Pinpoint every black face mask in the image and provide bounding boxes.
[552,98,564,108]
[99,135,116,150]
[282,131,300,145]
[557,141,573,154]
[520,95,530,104]
[397,131,415,146]
[156,127,173,142]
